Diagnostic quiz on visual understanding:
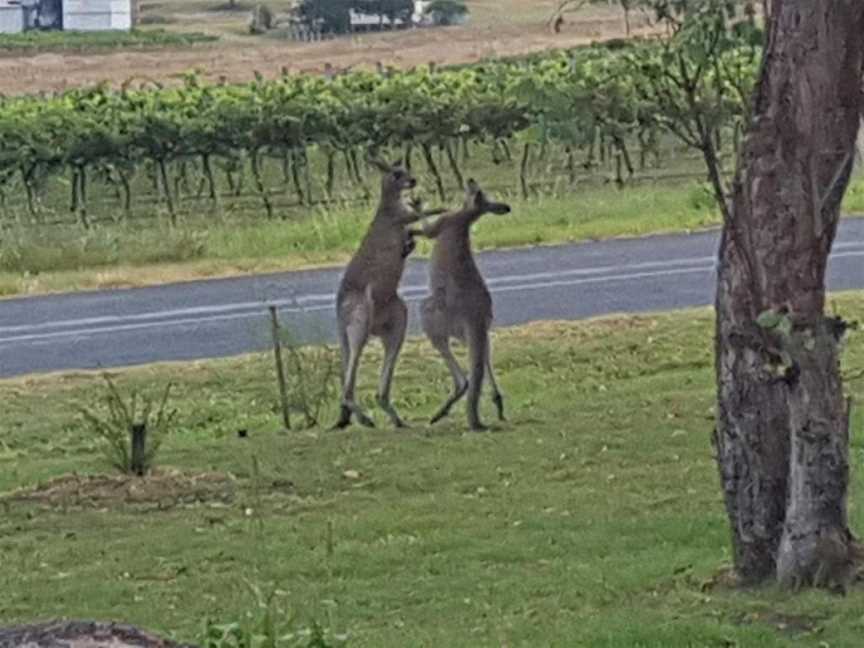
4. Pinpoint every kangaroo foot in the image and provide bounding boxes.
[376,395,408,429]
[356,411,376,428]
[430,383,468,424]
[338,401,376,429]
[330,405,352,430]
